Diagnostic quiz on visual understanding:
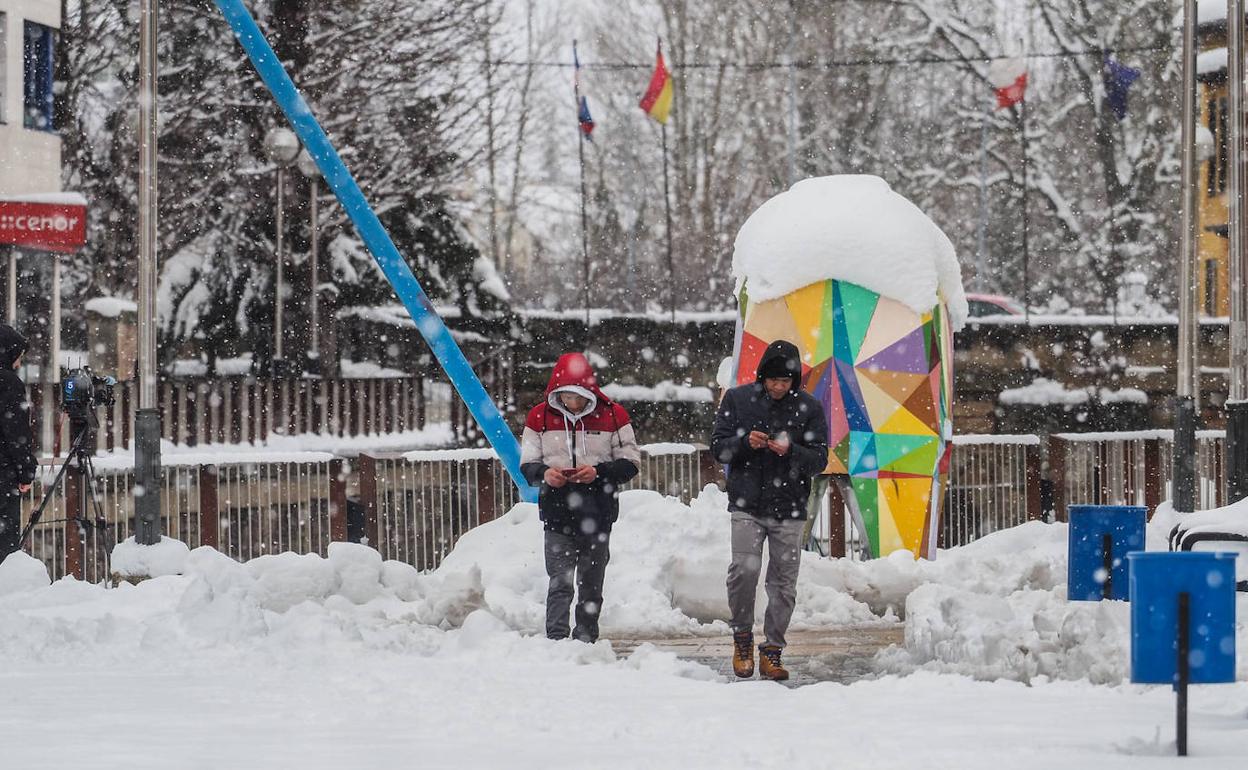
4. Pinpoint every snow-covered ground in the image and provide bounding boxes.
[1,488,1245,768]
